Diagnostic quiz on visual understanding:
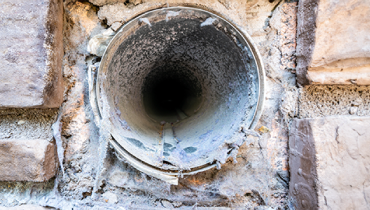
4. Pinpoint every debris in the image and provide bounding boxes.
[139,18,151,26]
[200,17,217,27]
[111,22,122,31]
[242,128,261,138]
[92,129,110,199]
[130,0,142,5]
[52,113,65,177]
[229,147,239,163]
[102,191,118,204]
[352,98,363,107]
[258,126,270,133]
[216,161,222,170]
[166,11,180,22]
[161,200,174,208]
[349,106,358,115]
[87,28,115,56]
